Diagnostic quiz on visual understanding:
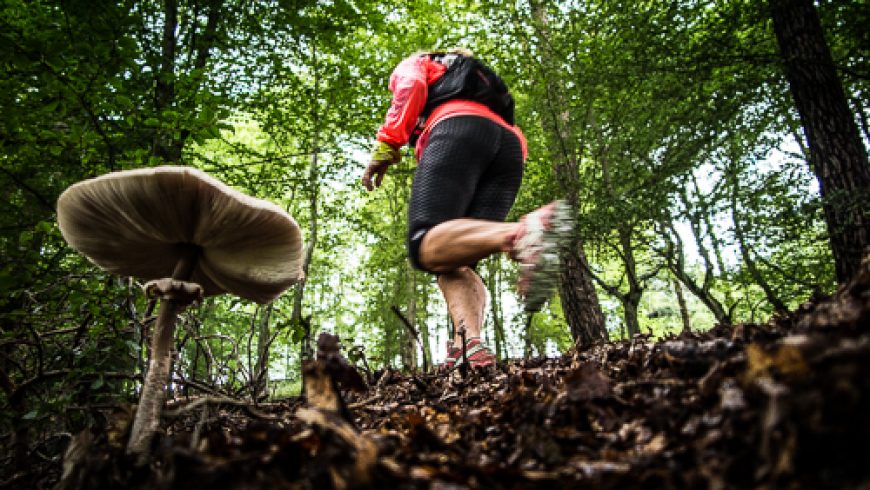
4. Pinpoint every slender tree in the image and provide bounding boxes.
[673,278,692,333]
